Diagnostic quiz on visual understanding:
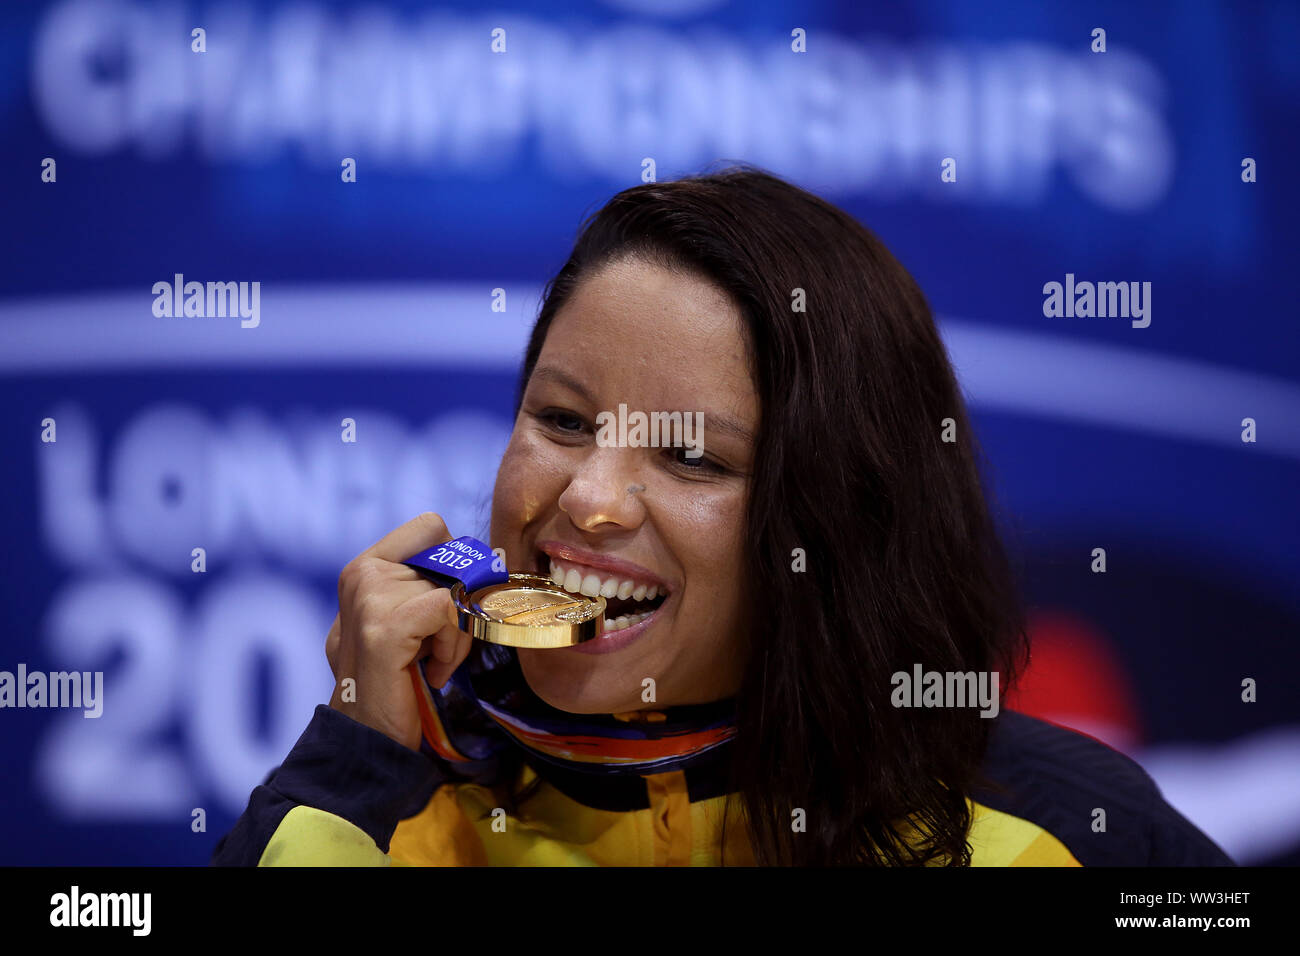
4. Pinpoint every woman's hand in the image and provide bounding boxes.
[325,512,474,752]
